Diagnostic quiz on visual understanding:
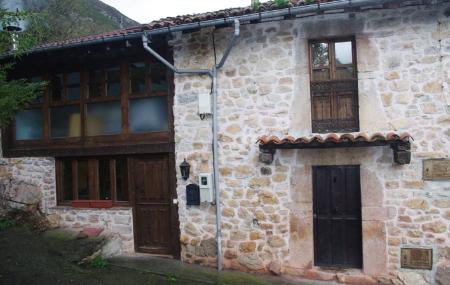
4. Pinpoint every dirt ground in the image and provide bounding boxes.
[0,225,323,285]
